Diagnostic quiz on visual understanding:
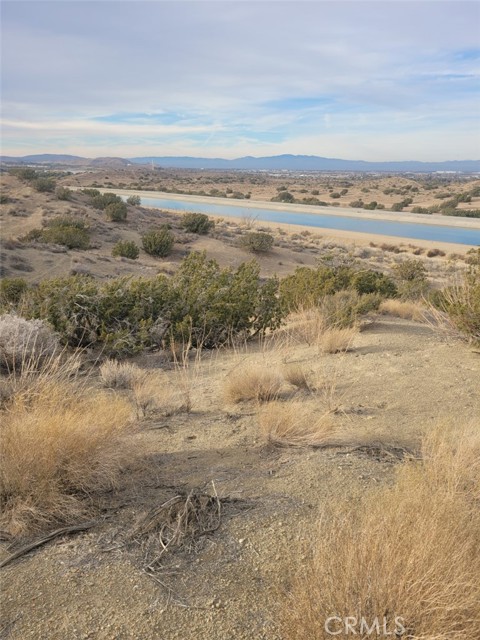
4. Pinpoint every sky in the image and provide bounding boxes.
[1,0,479,161]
